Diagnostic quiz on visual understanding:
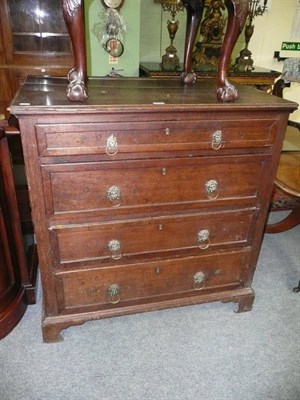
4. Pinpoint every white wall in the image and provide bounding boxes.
[246,0,300,121]
[140,0,186,64]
